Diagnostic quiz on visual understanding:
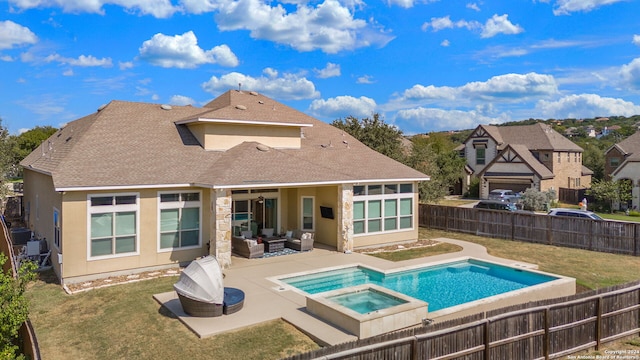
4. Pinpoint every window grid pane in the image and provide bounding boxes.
[91,238,112,256]
[115,212,135,236]
[368,200,381,218]
[354,201,365,220]
[181,208,199,230]
[160,209,179,232]
[115,236,136,253]
[400,198,412,215]
[385,218,397,231]
[385,199,397,216]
